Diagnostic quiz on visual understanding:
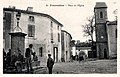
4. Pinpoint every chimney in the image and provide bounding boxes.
[9,6,16,9]
[27,7,33,12]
